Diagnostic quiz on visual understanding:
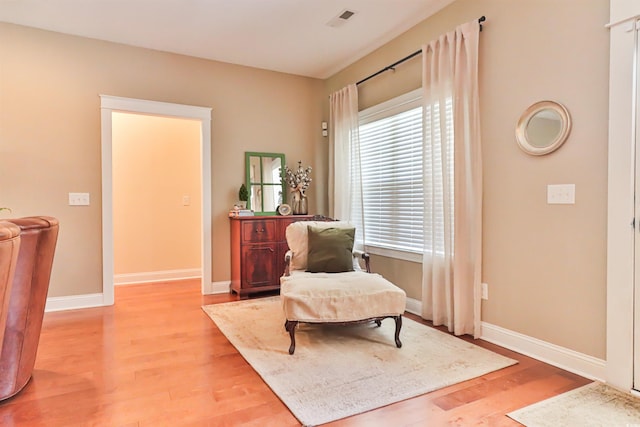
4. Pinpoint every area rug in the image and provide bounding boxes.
[508,382,640,426]
[202,297,517,426]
